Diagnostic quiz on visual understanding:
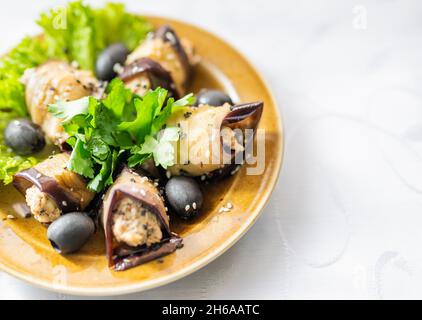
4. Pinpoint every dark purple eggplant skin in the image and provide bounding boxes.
[13,168,81,212]
[103,168,183,271]
[119,57,180,99]
[155,25,192,89]
[113,237,183,271]
[158,101,264,182]
[203,101,264,181]
[225,101,264,125]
